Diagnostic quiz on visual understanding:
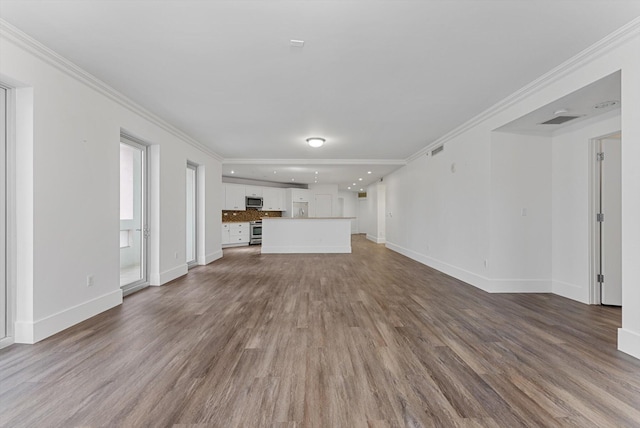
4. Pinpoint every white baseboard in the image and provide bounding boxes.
[204,250,223,265]
[618,328,640,360]
[366,234,385,244]
[552,279,589,304]
[261,245,351,254]
[15,289,122,344]
[385,241,492,292]
[154,264,188,286]
[491,278,552,293]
